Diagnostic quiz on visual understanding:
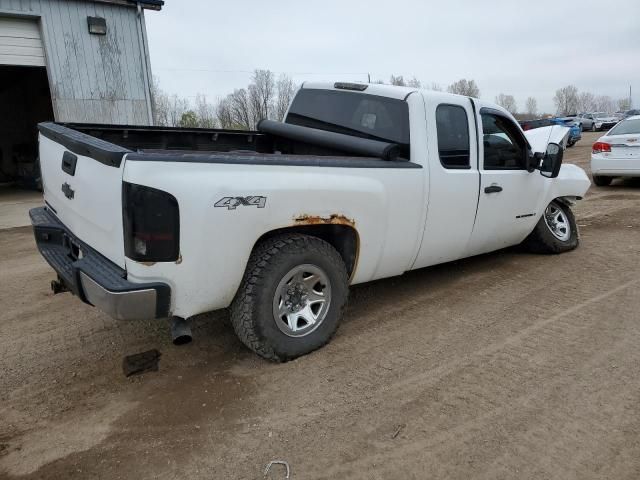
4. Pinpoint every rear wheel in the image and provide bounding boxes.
[522,200,579,254]
[230,233,349,362]
[593,175,612,186]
